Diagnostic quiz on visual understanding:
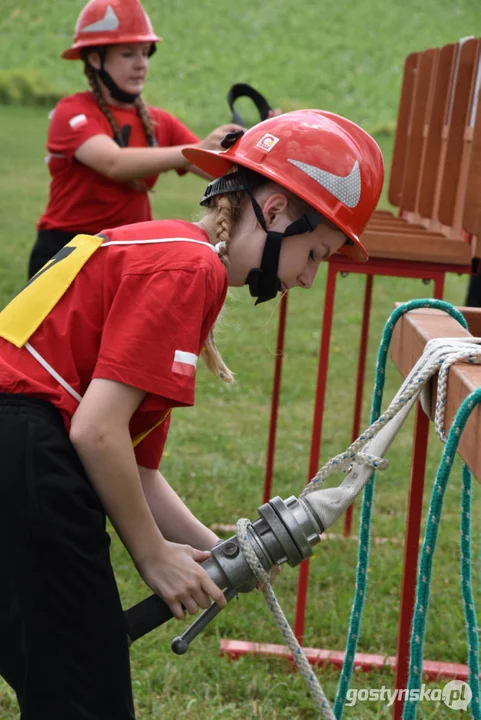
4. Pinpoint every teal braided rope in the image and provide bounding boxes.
[461,463,481,718]
[334,298,468,718]
[403,390,481,719]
